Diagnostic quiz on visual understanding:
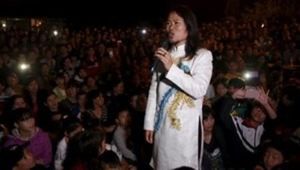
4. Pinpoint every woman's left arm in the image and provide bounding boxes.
[165,49,213,99]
